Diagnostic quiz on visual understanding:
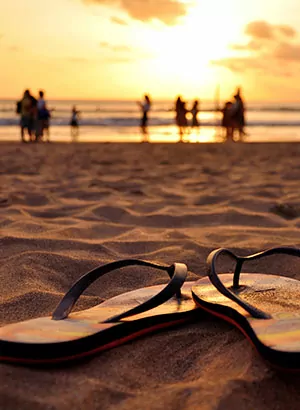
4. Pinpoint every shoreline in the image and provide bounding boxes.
[1,140,300,145]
